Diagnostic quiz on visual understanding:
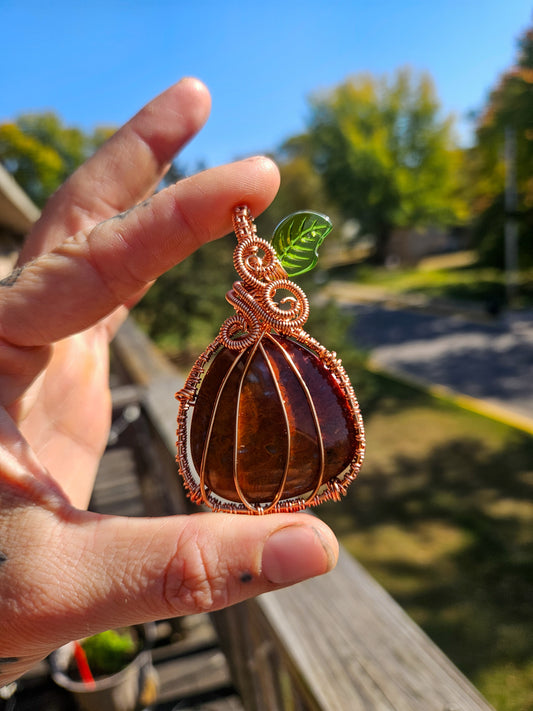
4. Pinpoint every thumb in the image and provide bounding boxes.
[2,505,338,679]
[63,511,338,628]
